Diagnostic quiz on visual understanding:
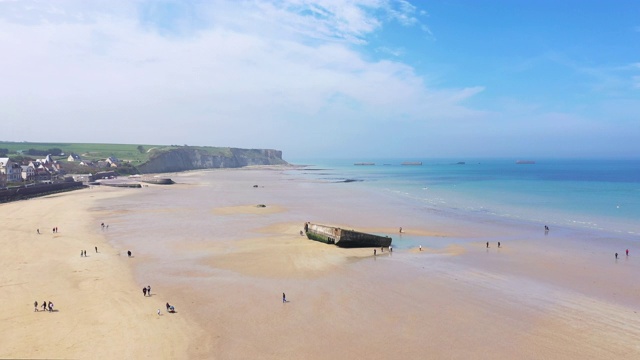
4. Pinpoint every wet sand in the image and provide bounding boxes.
[3,167,640,359]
